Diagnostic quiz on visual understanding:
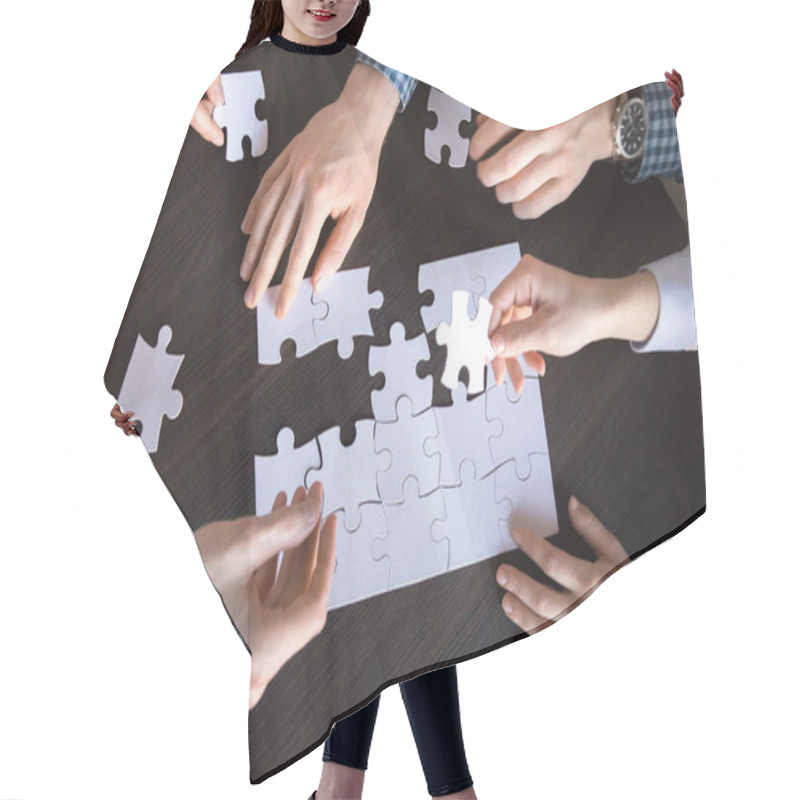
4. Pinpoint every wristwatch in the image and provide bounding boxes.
[610,88,647,163]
